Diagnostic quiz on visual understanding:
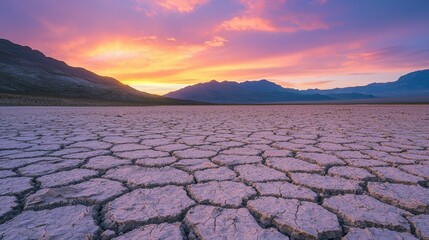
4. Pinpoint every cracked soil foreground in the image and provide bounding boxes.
[0,105,428,240]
